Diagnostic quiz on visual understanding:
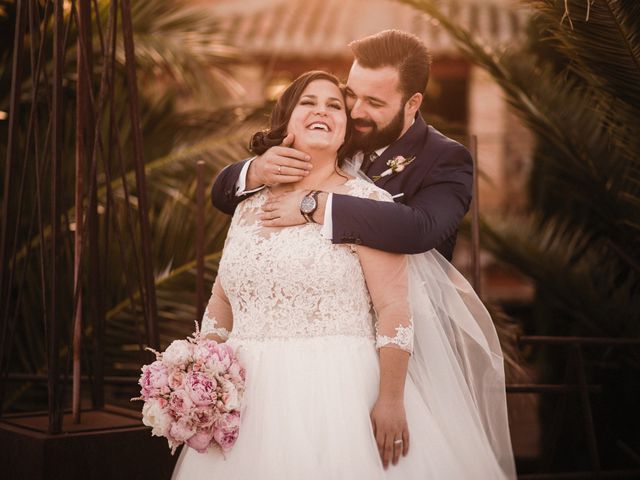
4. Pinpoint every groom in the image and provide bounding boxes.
[211,29,472,261]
